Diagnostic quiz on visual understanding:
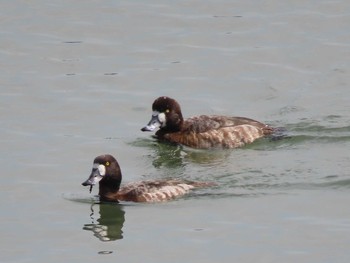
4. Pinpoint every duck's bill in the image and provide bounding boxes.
[82,168,103,193]
[141,114,162,132]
